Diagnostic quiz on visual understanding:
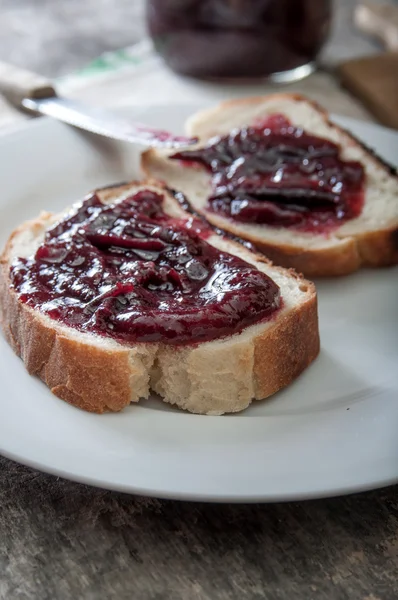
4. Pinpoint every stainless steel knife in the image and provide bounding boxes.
[0,61,197,148]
